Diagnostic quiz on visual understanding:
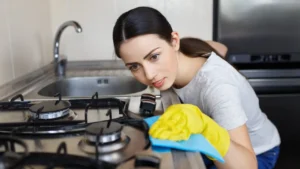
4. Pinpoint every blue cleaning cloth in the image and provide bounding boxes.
[144,115,225,163]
